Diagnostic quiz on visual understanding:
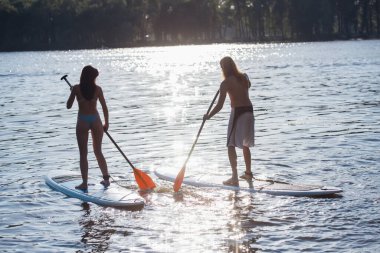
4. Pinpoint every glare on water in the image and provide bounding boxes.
[0,41,380,252]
